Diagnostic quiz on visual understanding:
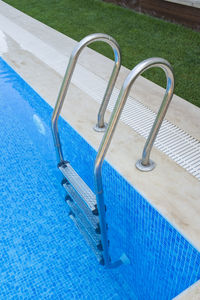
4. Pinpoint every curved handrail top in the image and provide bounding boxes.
[51,33,121,163]
[52,32,121,125]
[71,33,121,63]
[94,57,174,186]
[122,57,173,97]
